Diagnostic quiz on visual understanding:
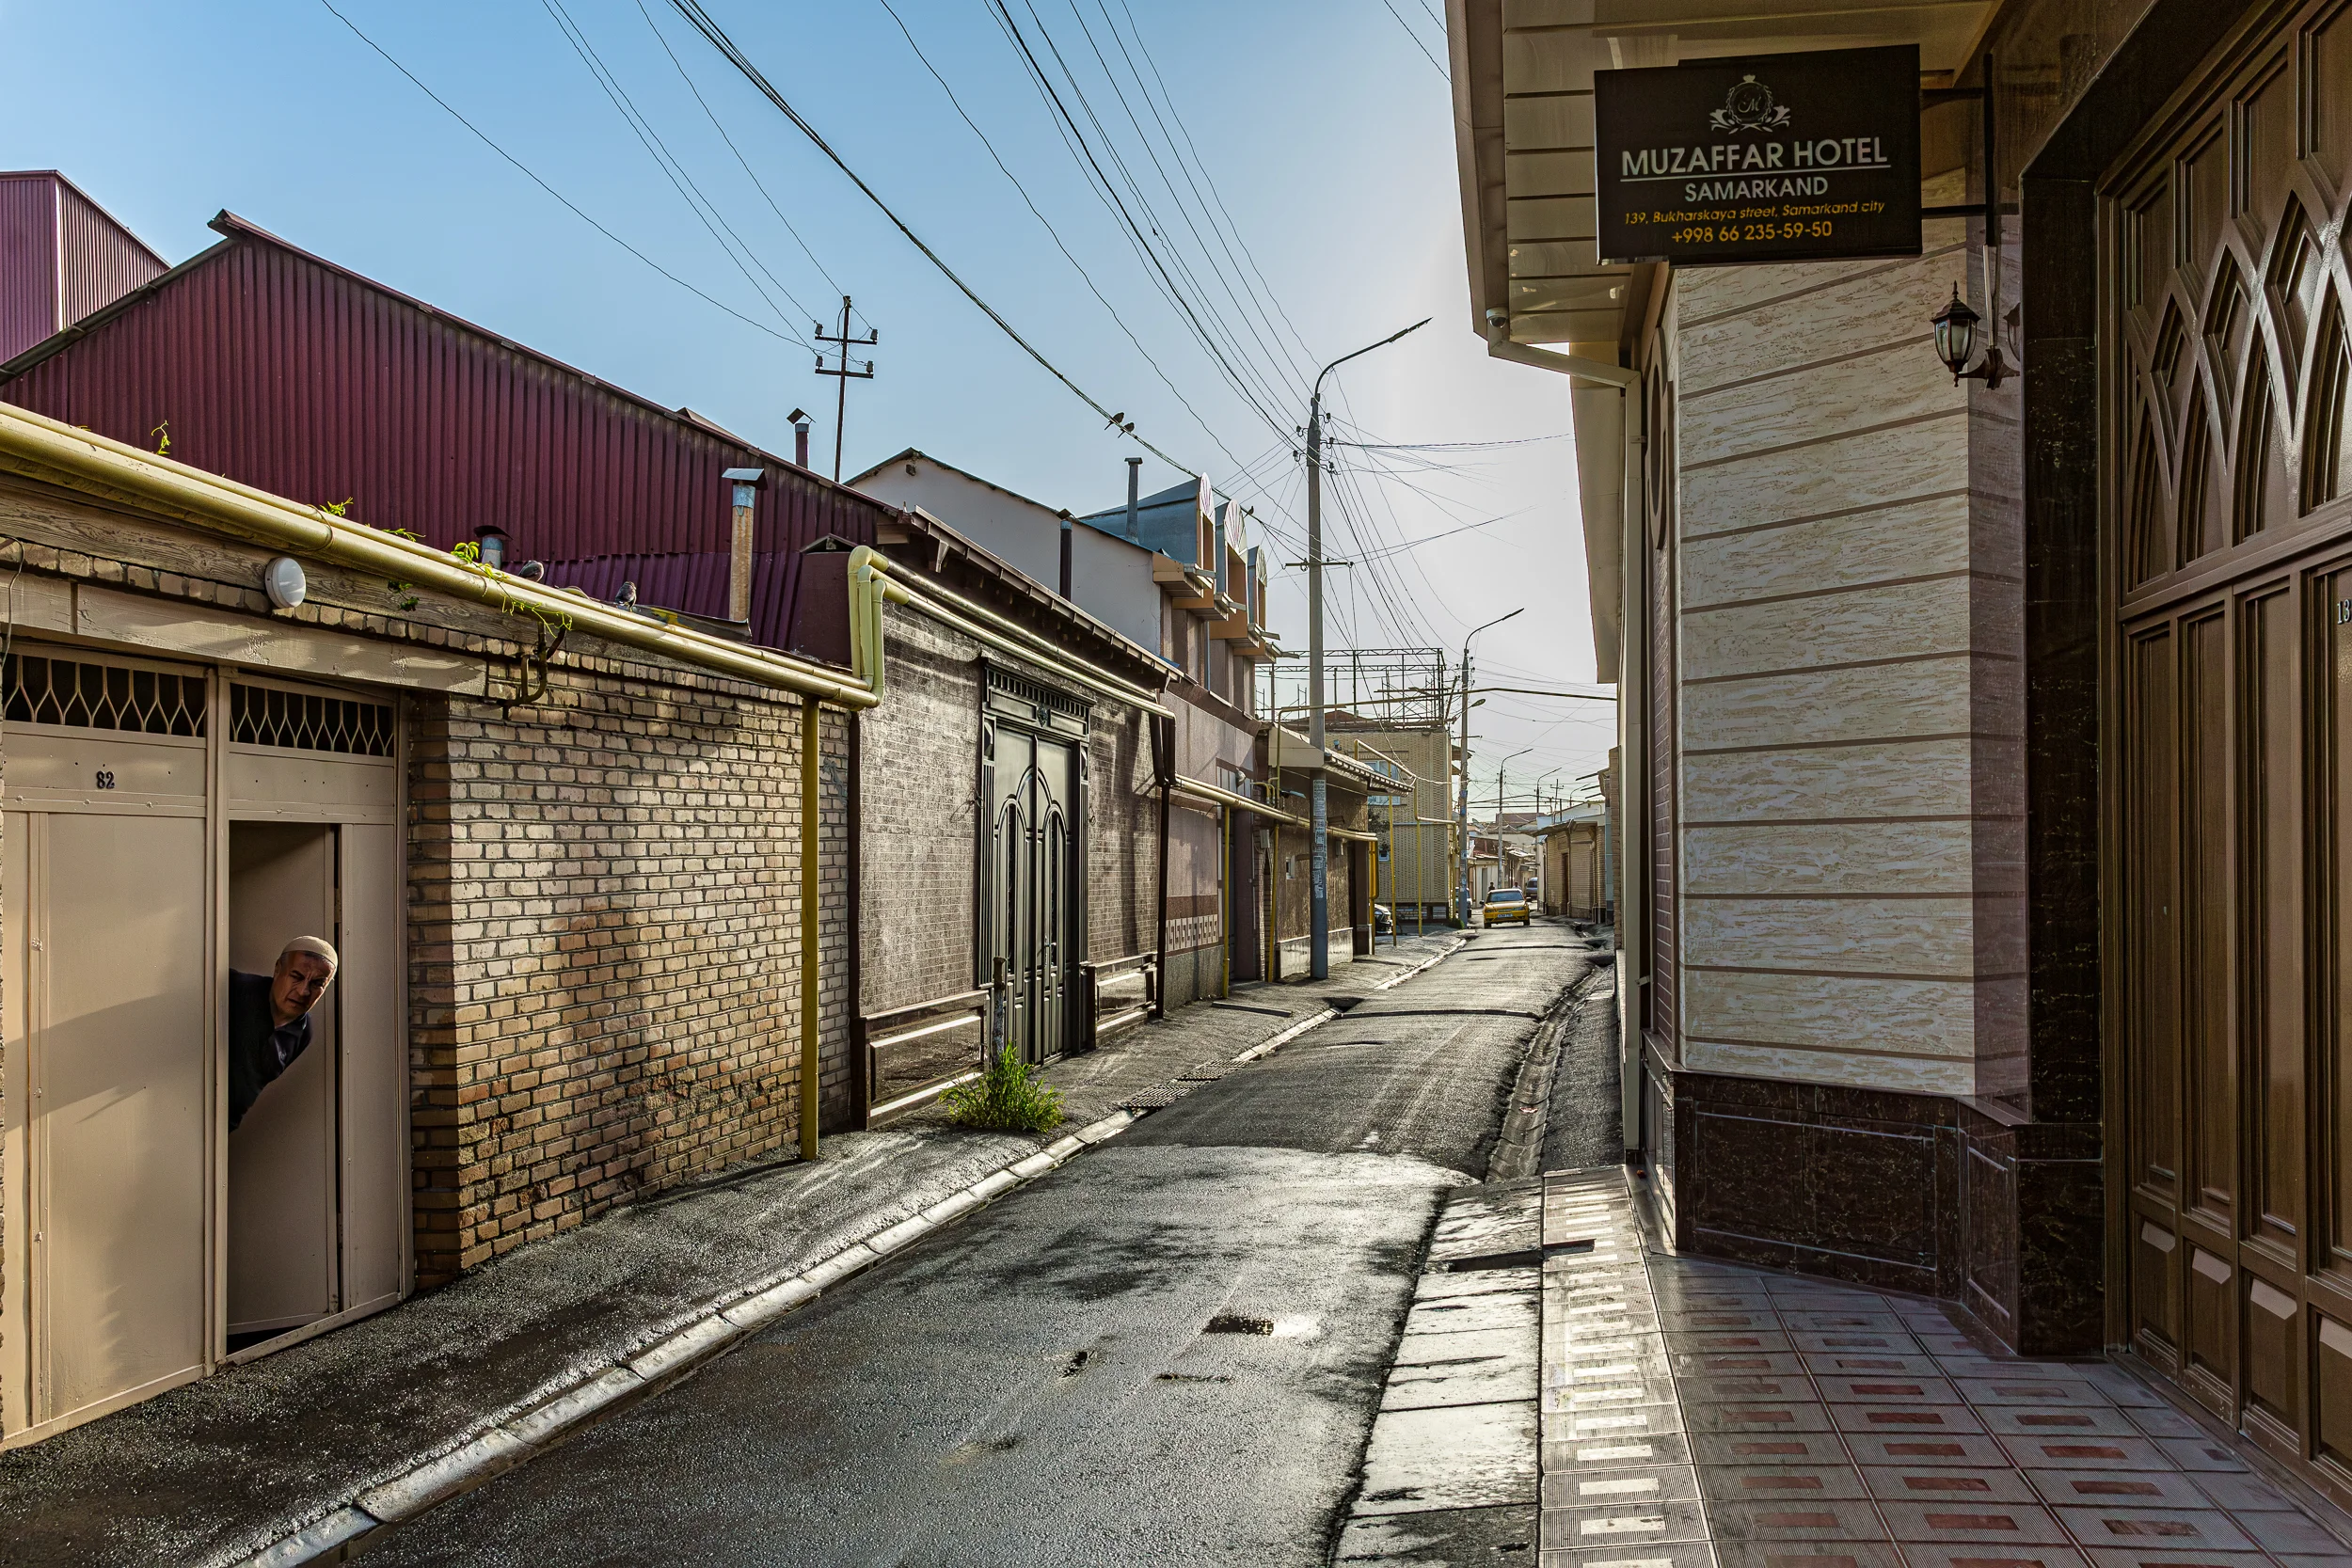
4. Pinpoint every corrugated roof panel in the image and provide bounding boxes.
[542,548,803,650]
[55,179,165,335]
[0,220,883,624]
[0,175,59,364]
